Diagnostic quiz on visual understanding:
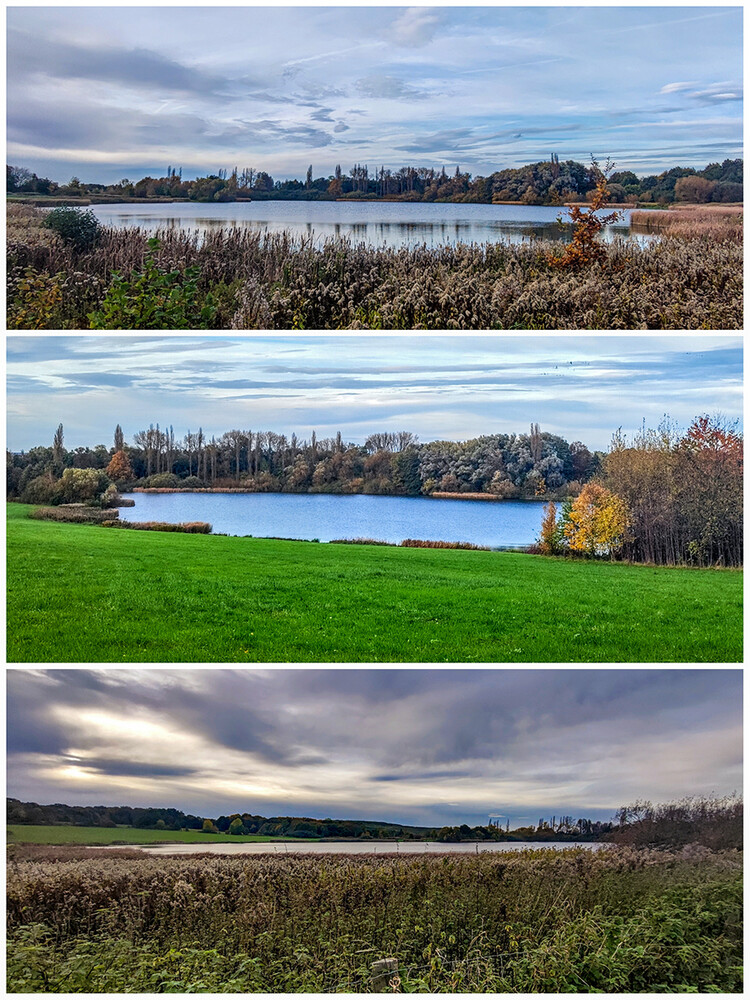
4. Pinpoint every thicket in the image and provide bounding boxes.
[607,796,742,852]
[536,415,742,568]
[6,848,742,992]
[7,207,742,329]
